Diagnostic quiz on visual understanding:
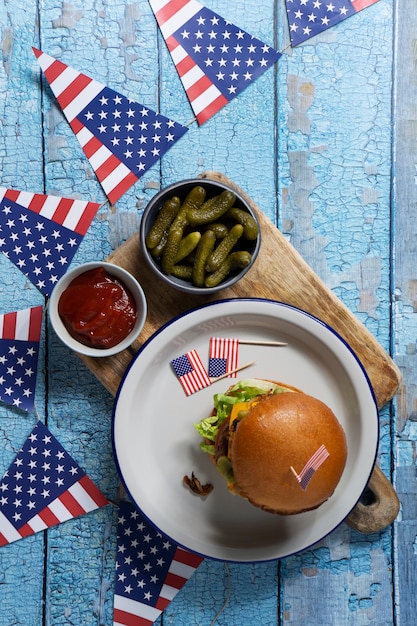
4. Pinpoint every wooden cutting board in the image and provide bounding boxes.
[78,171,401,535]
